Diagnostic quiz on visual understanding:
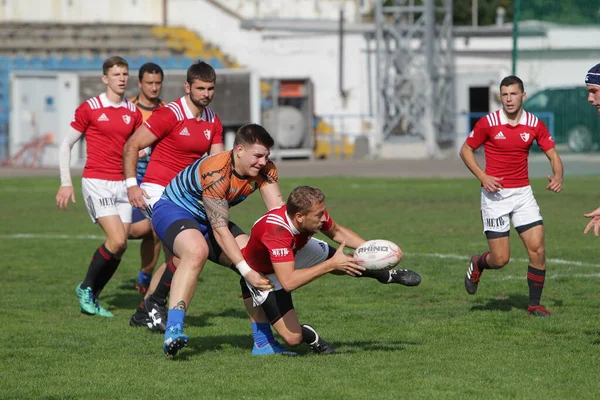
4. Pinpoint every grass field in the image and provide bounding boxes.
[2,175,600,399]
